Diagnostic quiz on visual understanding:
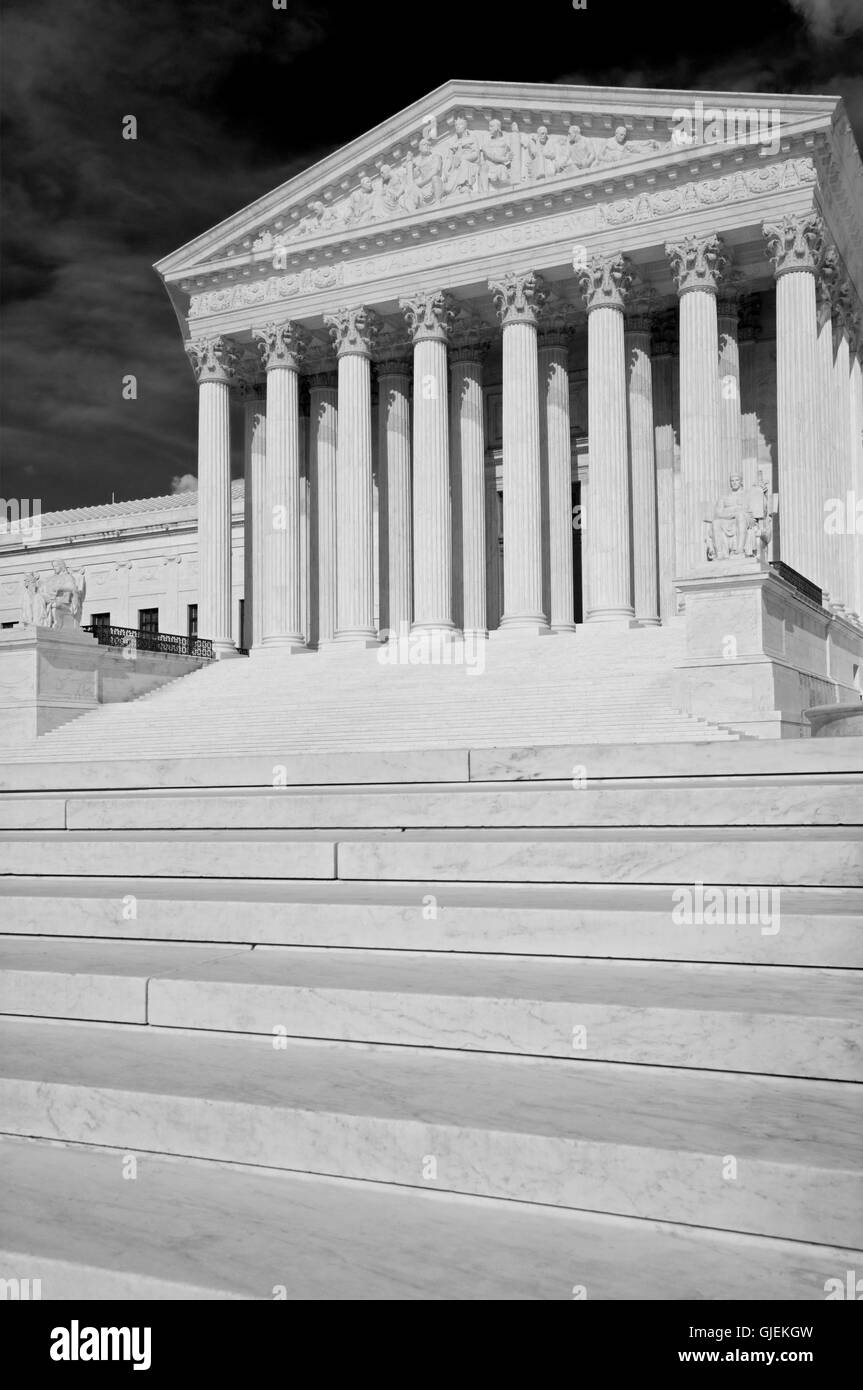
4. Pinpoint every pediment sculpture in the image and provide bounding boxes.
[251,119,669,251]
[705,474,773,562]
[22,560,87,630]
